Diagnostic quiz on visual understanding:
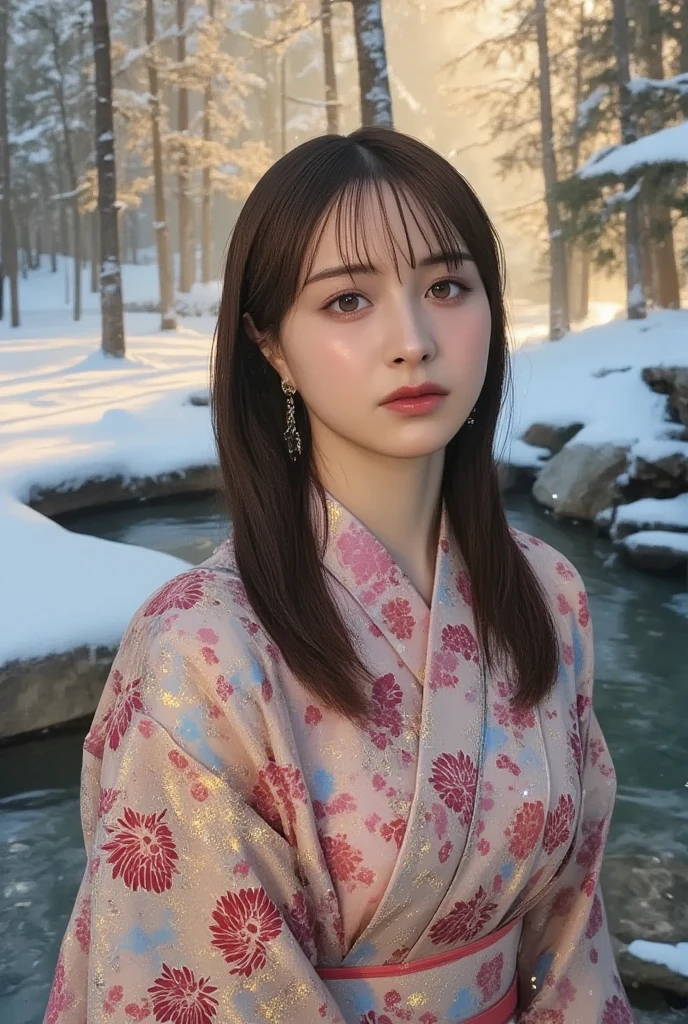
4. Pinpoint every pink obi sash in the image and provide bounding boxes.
[316,917,521,1024]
